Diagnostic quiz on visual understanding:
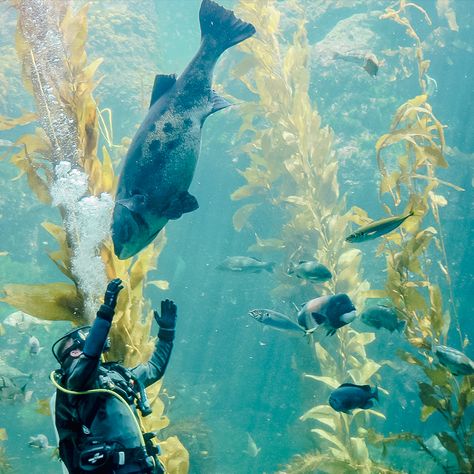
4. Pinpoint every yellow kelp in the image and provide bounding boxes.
[0,1,188,471]
[233,1,393,472]
[367,2,473,472]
